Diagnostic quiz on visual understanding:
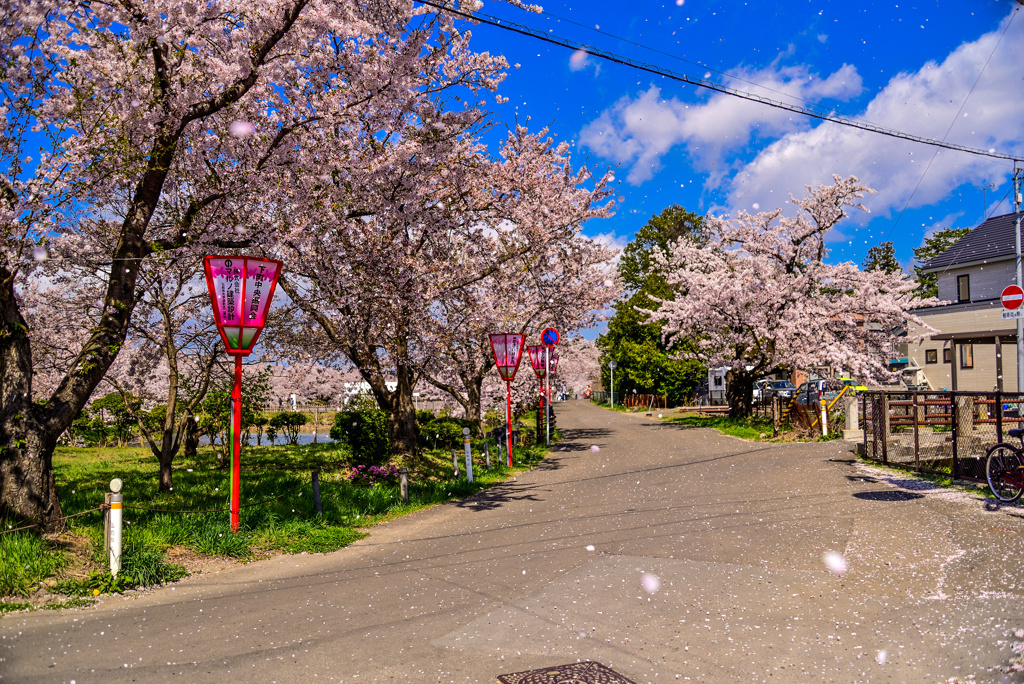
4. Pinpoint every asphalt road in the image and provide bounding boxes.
[4,400,1024,683]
